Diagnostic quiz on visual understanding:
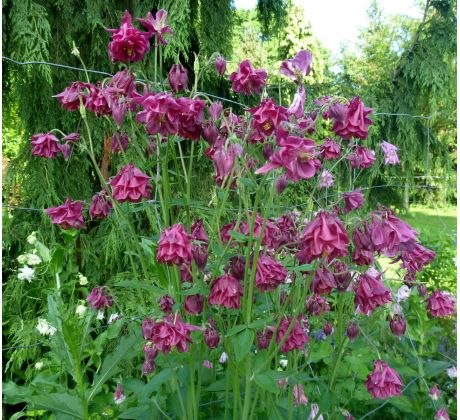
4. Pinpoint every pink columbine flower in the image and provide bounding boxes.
[158,295,175,314]
[45,198,85,230]
[142,345,159,375]
[208,102,223,122]
[107,10,151,62]
[366,360,404,399]
[348,146,376,169]
[354,271,393,315]
[307,294,330,316]
[256,135,321,182]
[426,290,455,317]
[209,274,243,309]
[109,163,152,202]
[343,189,365,213]
[311,266,337,295]
[184,294,204,315]
[429,385,442,400]
[63,133,80,143]
[381,141,400,165]
[87,287,113,309]
[84,83,111,116]
[323,322,334,336]
[89,191,112,219]
[276,317,309,353]
[168,64,189,92]
[175,97,206,141]
[114,384,126,405]
[297,211,349,264]
[320,138,341,160]
[111,132,129,153]
[157,224,193,266]
[137,9,173,46]
[293,383,308,407]
[287,84,306,118]
[229,59,268,96]
[331,261,352,292]
[248,99,288,139]
[280,50,312,83]
[204,324,220,349]
[332,96,373,140]
[53,81,89,111]
[256,329,274,350]
[215,55,227,75]
[398,243,436,273]
[135,92,181,136]
[318,170,334,188]
[255,255,287,292]
[436,407,450,420]
[389,314,406,337]
[31,133,61,158]
[191,219,208,243]
[211,141,243,187]
[142,314,201,354]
